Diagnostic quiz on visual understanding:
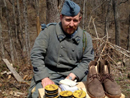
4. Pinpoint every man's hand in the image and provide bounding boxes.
[41,77,55,88]
[66,73,76,81]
